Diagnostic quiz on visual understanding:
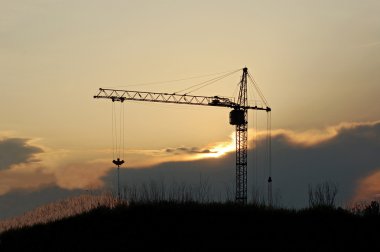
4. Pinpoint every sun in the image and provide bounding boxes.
[196,141,235,159]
